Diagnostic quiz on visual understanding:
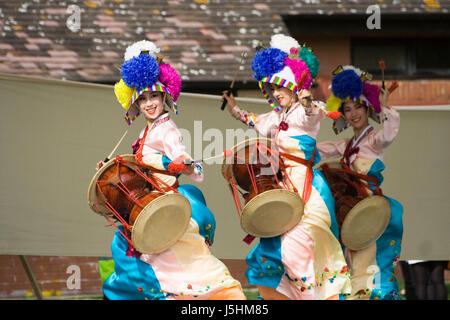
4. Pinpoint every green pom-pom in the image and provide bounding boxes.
[299,47,319,79]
